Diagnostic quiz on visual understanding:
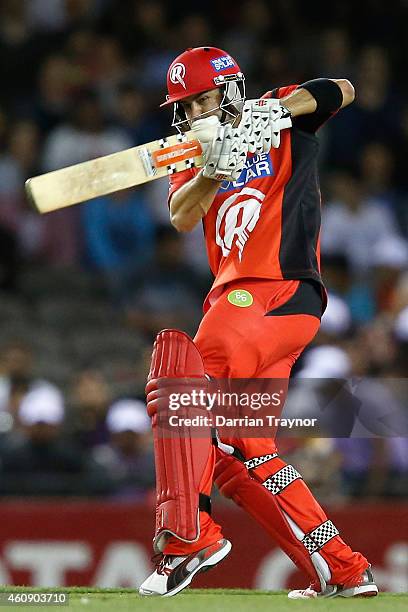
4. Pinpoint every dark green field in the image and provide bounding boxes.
[0,588,407,611]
